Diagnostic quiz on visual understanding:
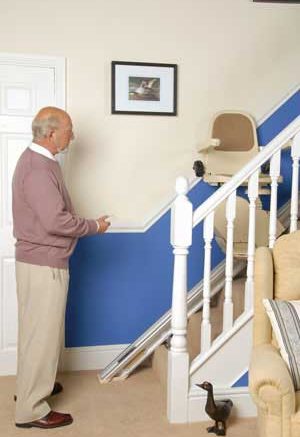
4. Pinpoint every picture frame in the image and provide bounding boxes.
[111,61,177,116]
[253,1,300,3]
